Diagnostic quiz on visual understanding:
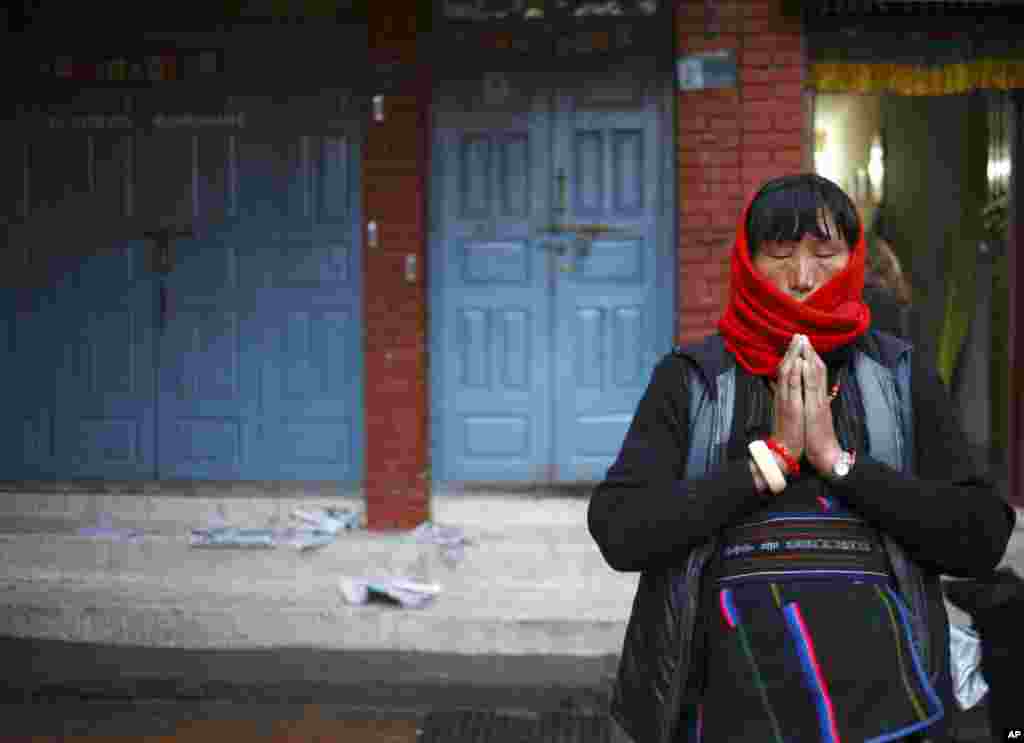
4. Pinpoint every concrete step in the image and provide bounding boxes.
[0,489,598,532]
[0,492,638,656]
[0,490,1020,660]
[0,637,618,717]
[0,529,615,583]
